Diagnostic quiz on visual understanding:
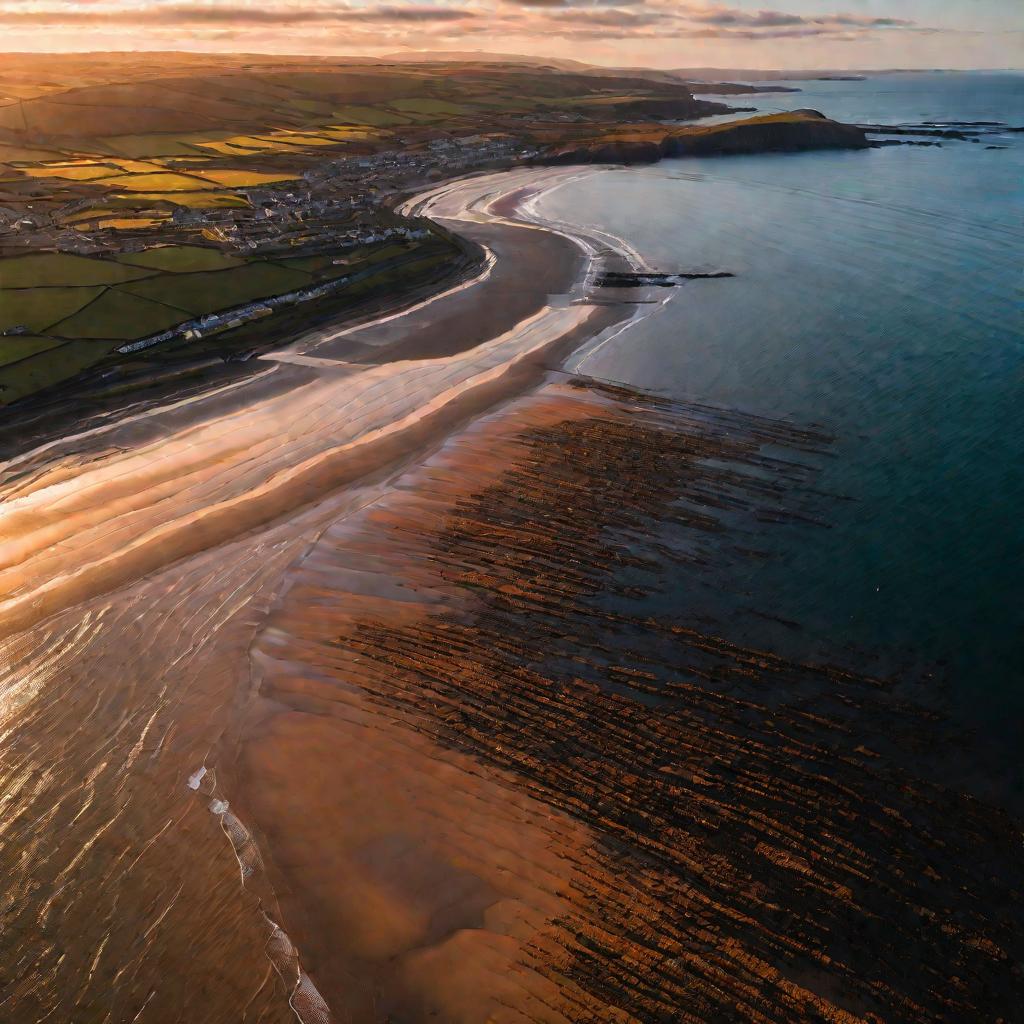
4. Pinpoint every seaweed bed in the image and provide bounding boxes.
[243,376,1024,1023]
